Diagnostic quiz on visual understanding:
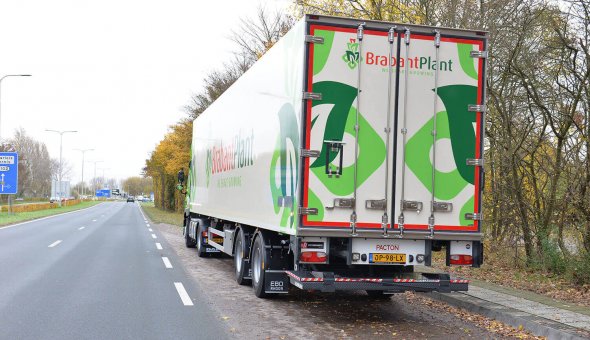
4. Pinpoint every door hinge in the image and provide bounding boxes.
[326,198,355,210]
[402,200,423,213]
[468,104,486,112]
[465,213,482,221]
[432,201,453,212]
[365,199,386,210]
[305,35,324,44]
[470,50,488,58]
[299,207,318,216]
[301,149,320,158]
[303,92,322,100]
[466,158,484,166]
